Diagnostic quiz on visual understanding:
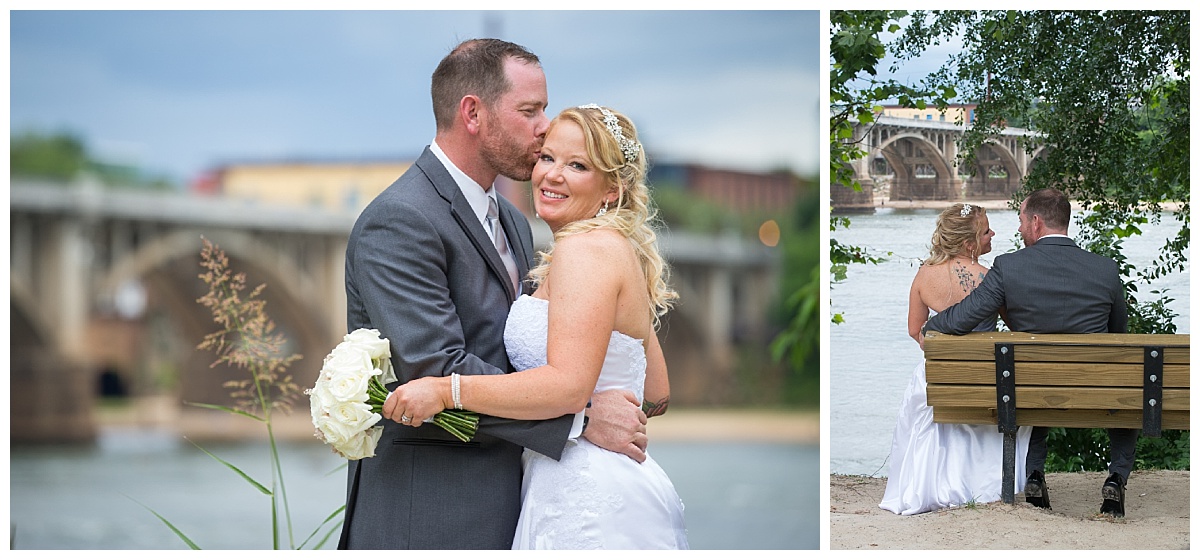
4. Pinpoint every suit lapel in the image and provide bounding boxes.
[416,148,517,303]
